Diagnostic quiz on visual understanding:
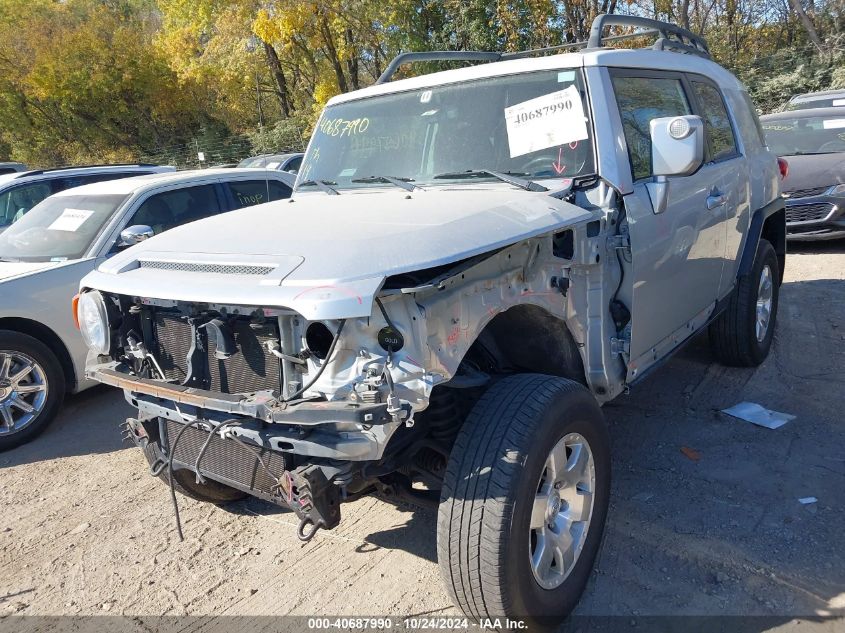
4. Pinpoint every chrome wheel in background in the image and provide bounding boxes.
[0,350,49,435]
